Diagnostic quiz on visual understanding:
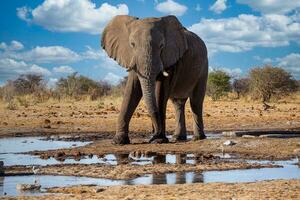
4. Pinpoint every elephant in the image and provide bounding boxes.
[101,15,208,144]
